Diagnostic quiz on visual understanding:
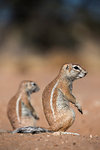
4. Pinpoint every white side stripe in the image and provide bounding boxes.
[50,80,59,118]
[16,95,22,122]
